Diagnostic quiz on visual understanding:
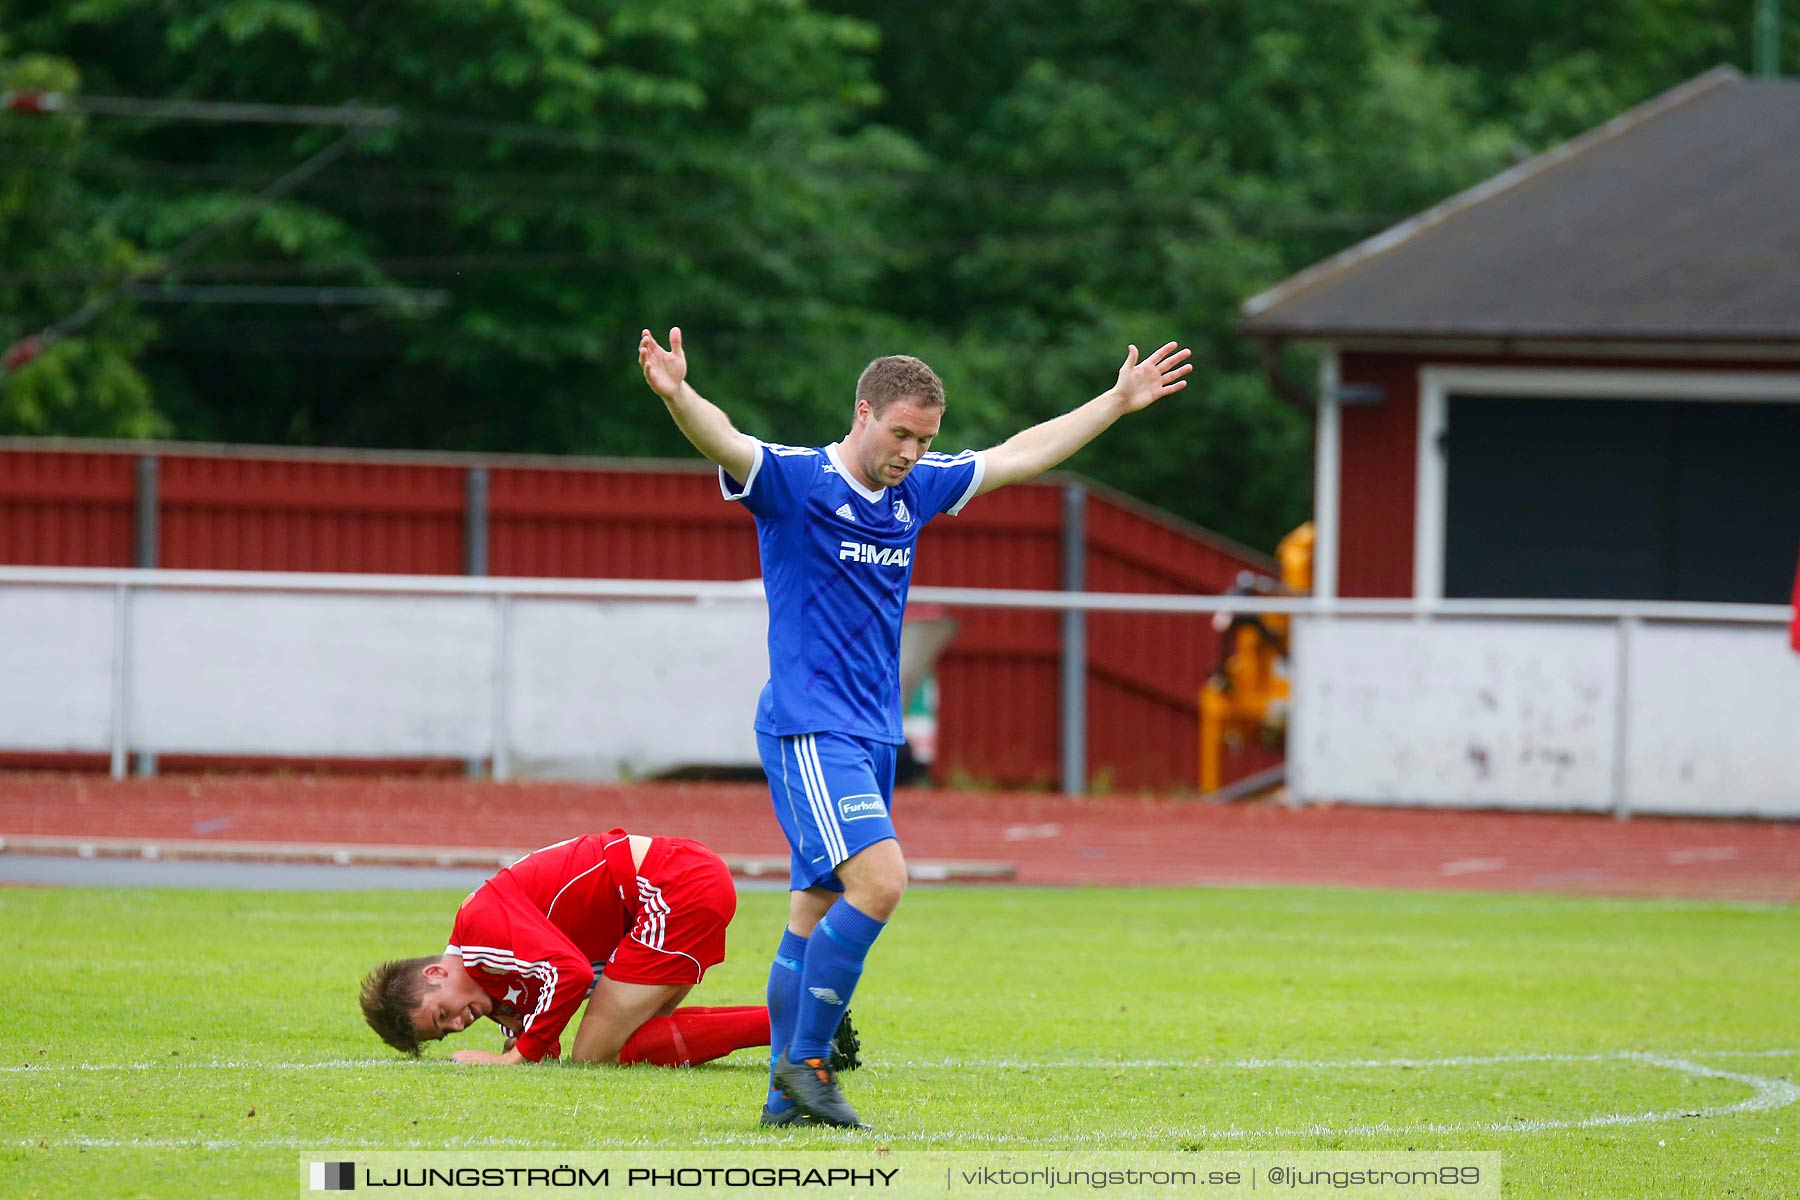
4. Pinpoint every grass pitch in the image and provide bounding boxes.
[3,884,1795,1198]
